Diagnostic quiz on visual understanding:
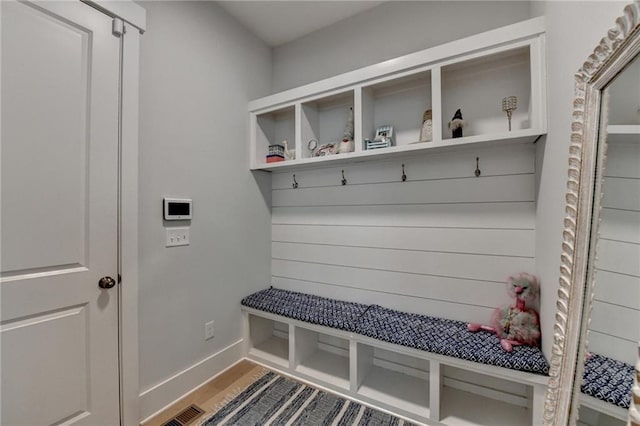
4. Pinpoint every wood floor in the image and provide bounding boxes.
[141,360,266,426]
